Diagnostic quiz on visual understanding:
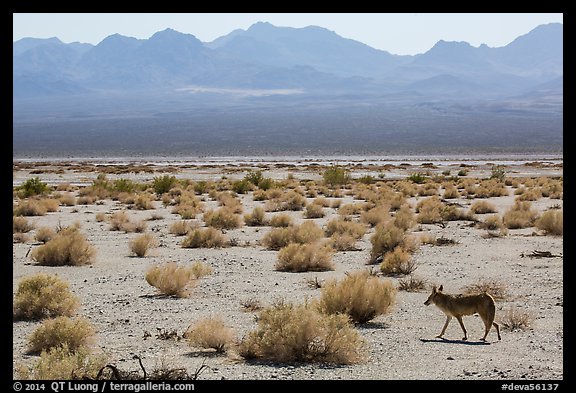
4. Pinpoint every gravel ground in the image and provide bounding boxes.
[12,161,563,380]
